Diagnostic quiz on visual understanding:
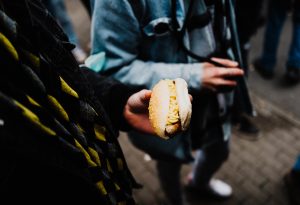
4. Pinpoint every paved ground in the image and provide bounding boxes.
[119,95,300,205]
[64,1,300,204]
[248,13,300,120]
